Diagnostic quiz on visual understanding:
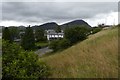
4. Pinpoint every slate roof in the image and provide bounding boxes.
[47,30,64,35]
